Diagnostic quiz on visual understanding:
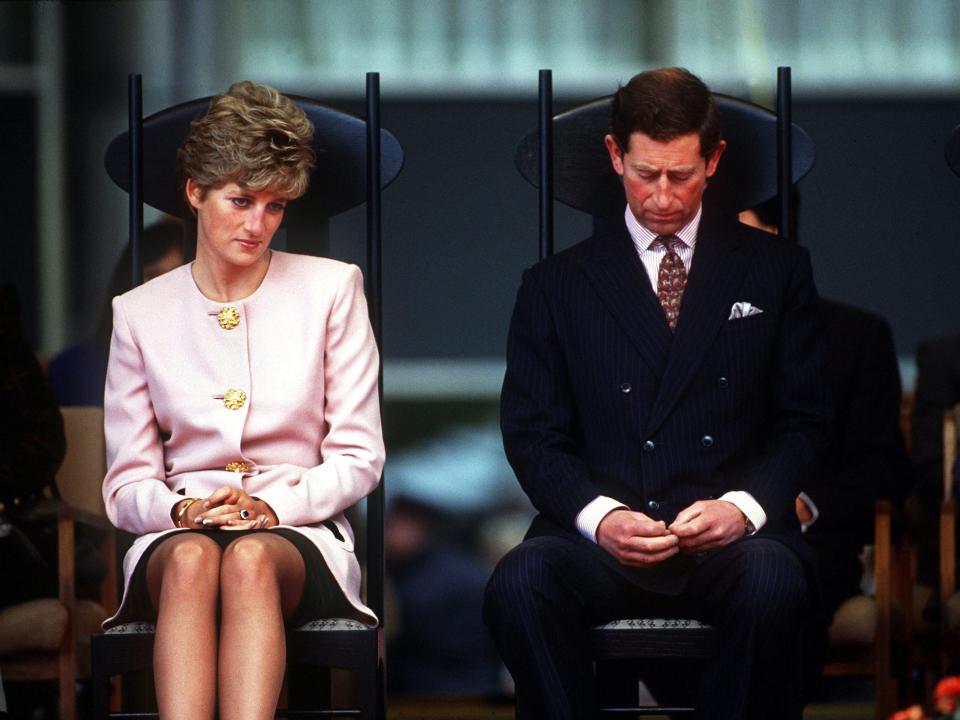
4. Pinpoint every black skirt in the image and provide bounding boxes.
[122,528,363,628]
